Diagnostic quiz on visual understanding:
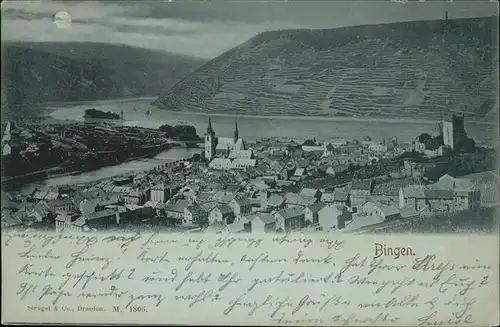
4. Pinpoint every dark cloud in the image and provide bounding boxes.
[2,0,497,59]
